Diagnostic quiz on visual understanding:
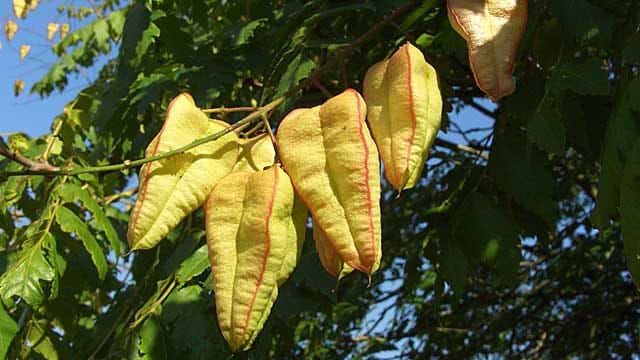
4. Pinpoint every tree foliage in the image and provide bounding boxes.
[0,0,638,359]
